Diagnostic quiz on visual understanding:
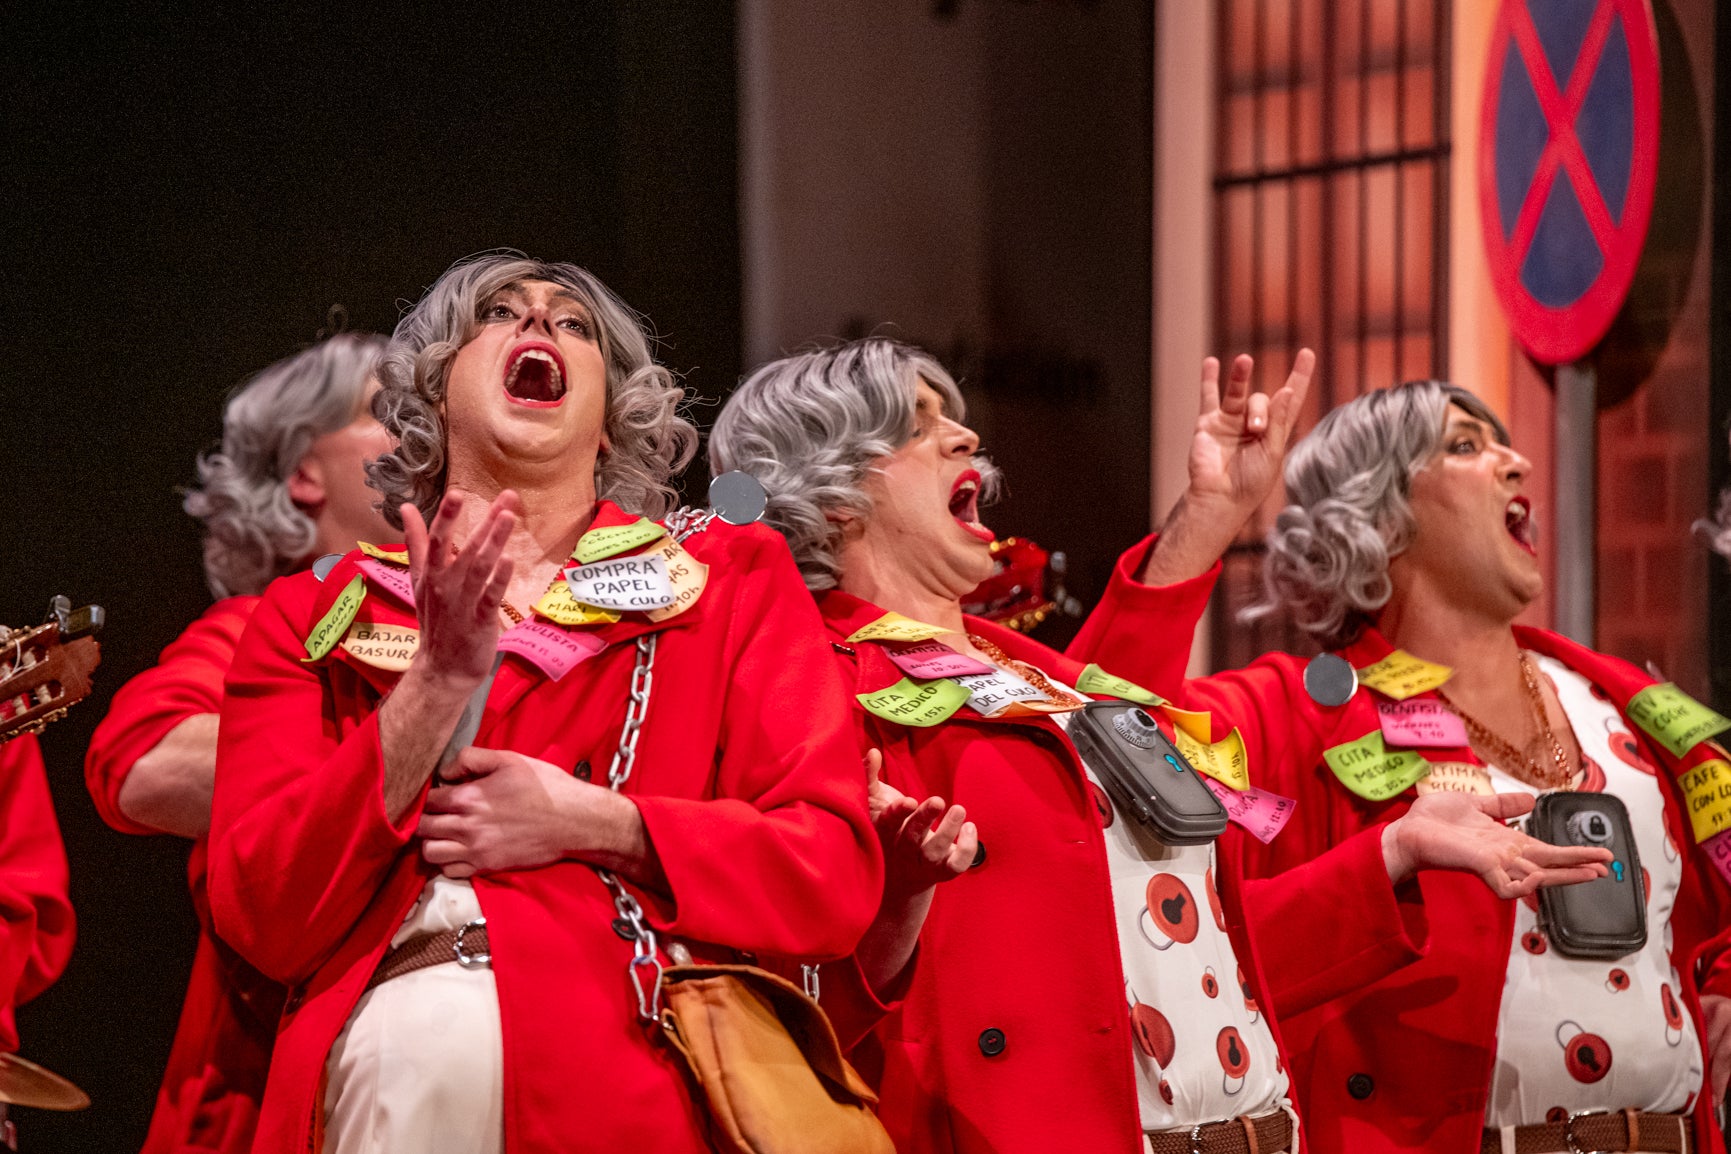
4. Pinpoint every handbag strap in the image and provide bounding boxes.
[597,505,720,1021]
